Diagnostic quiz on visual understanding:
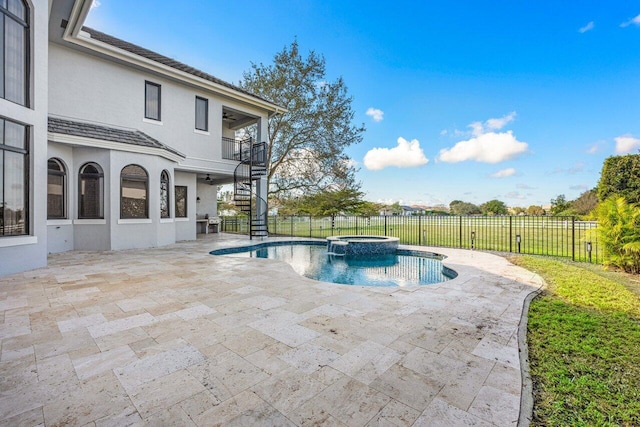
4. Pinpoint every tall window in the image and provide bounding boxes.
[175,186,187,218]
[47,158,66,219]
[160,170,170,218]
[121,164,148,219]
[1,0,28,105]
[195,96,208,131]
[0,117,28,236]
[78,162,104,219]
[144,81,161,121]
